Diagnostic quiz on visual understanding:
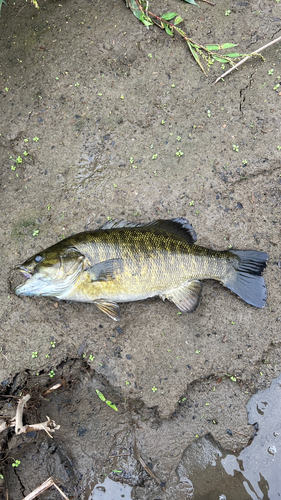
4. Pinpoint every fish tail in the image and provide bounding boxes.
[222,250,268,308]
